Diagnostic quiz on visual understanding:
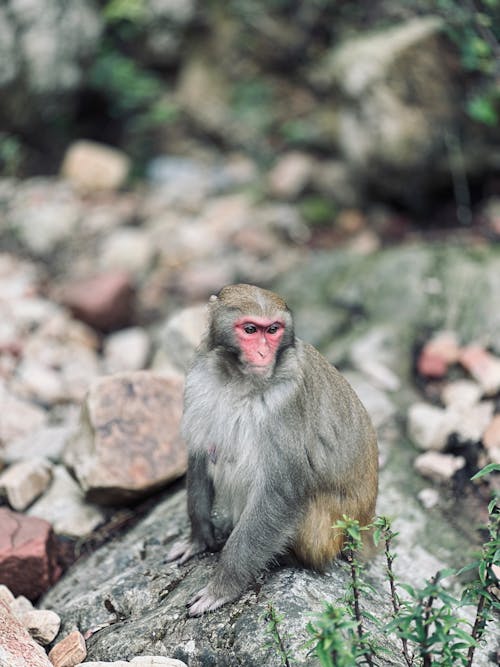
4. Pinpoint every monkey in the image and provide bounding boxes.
[167,284,378,616]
